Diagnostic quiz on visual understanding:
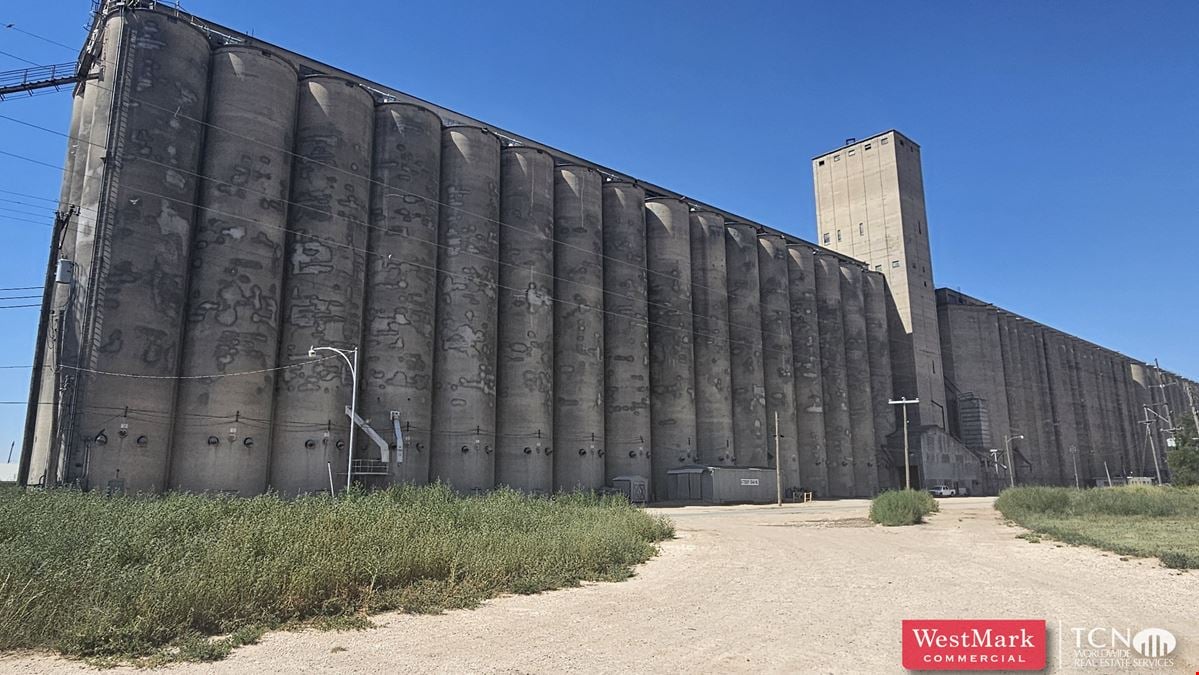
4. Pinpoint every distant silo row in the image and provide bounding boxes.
[938,289,1196,486]
[22,6,905,499]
